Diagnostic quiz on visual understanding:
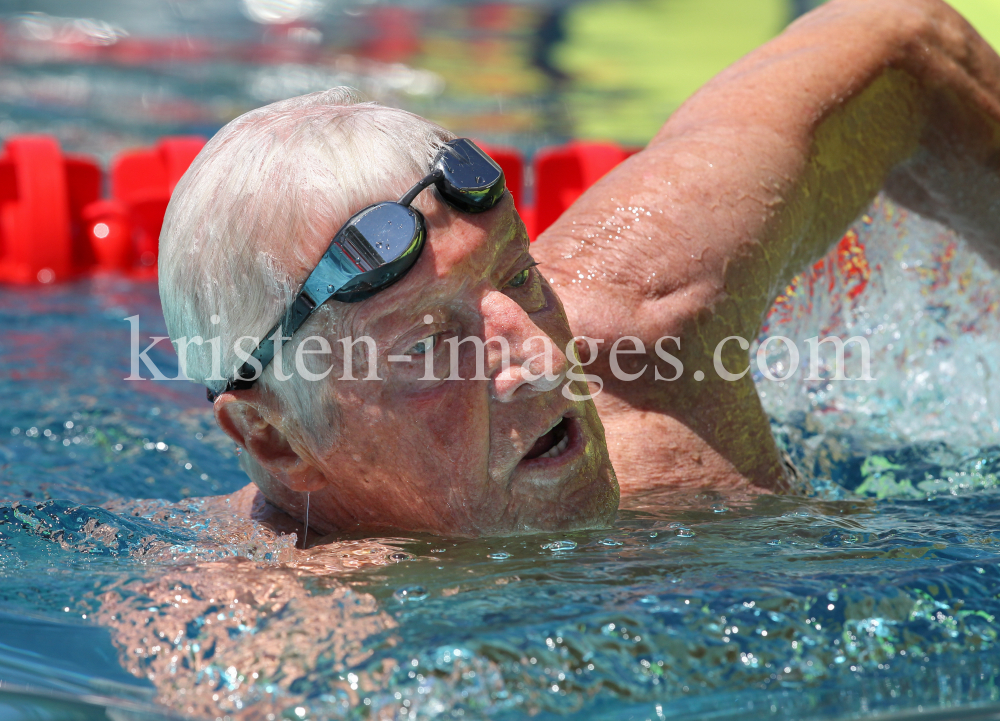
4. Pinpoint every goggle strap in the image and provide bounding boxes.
[212,286,330,401]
